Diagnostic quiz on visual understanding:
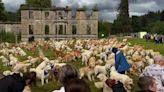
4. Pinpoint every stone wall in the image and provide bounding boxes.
[0,7,98,41]
[0,22,21,34]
